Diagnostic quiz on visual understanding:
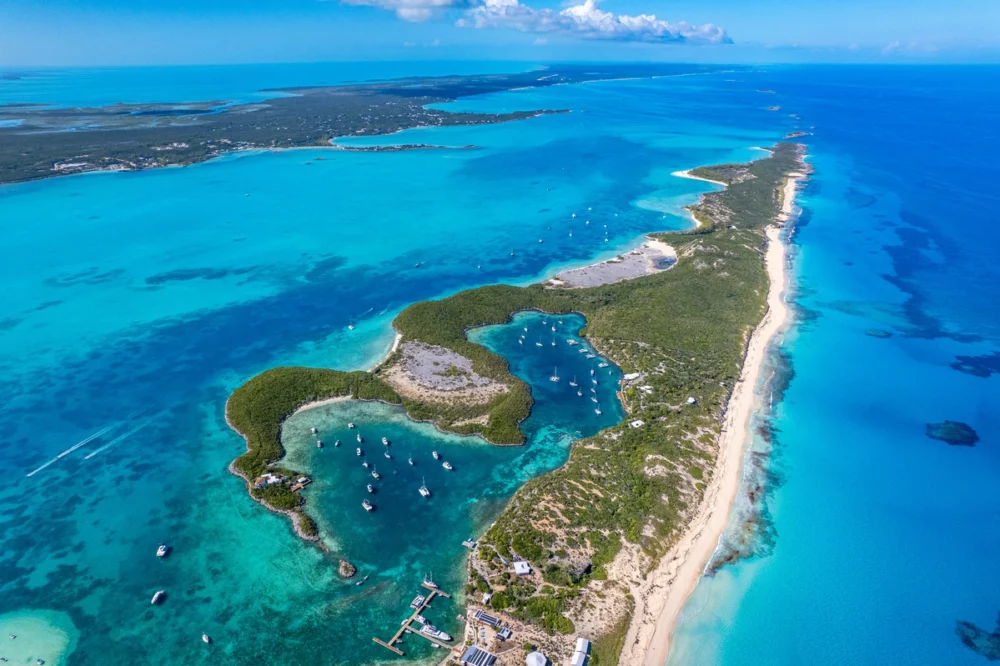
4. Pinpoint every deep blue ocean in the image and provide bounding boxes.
[0,63,996,666]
